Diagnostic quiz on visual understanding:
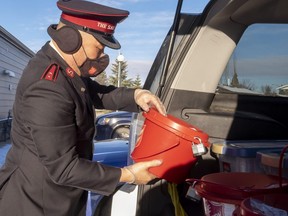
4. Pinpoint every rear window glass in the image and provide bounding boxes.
[219,24,288,96]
